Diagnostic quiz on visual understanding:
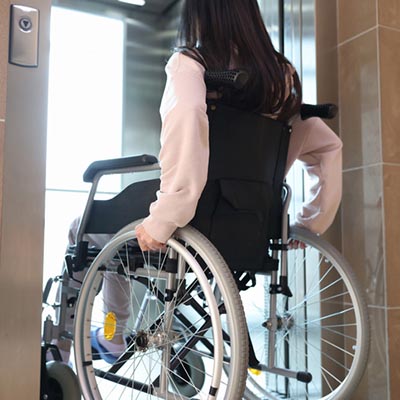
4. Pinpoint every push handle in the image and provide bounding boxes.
[300,103,338,120]
[205,70,338,120]
[205,70,249,90]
